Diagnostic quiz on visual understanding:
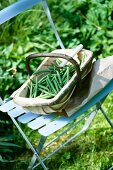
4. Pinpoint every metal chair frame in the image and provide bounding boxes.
[0,1,113,169]
[0,79,113,169]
